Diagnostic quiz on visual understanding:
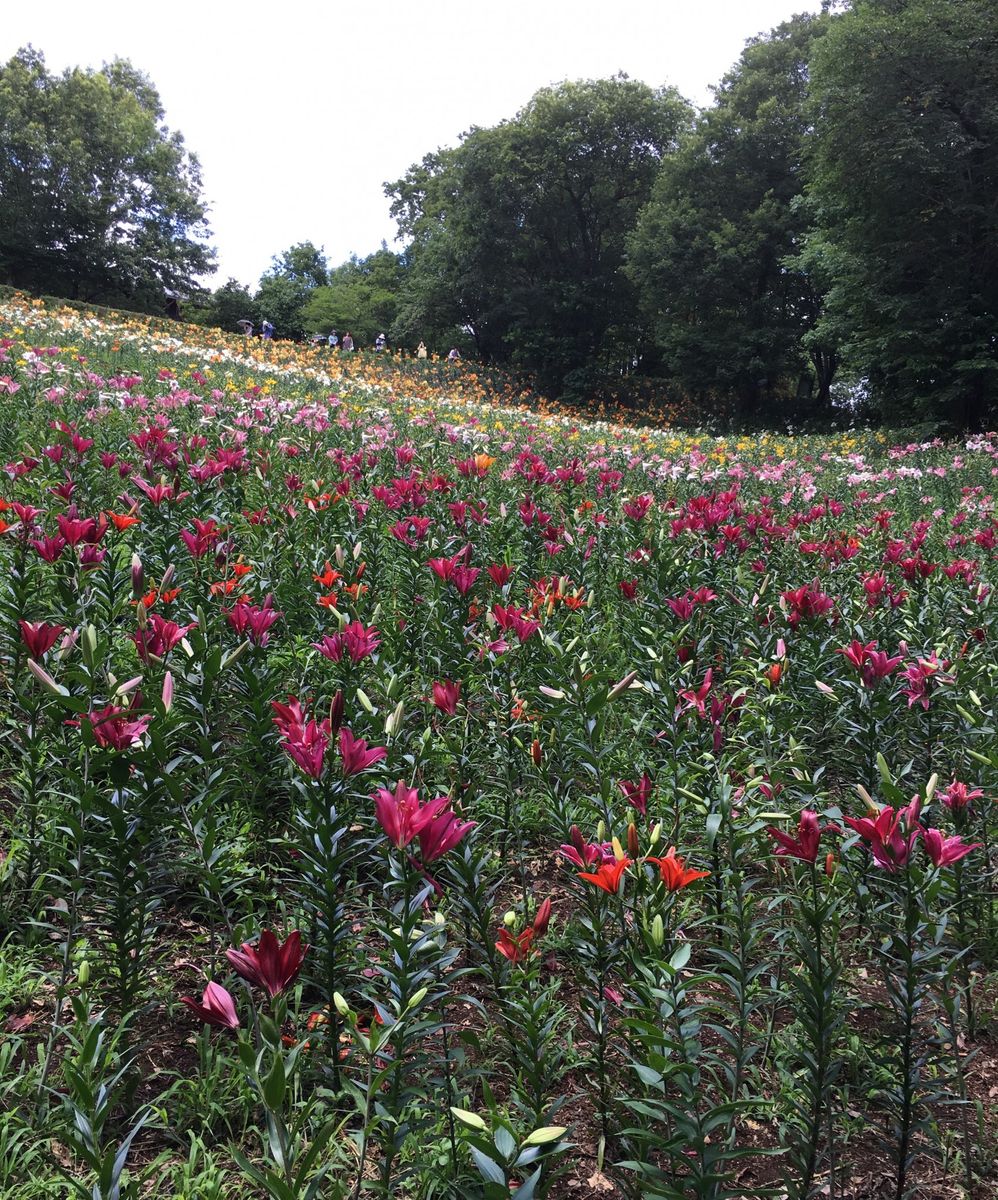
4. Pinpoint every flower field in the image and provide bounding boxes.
[1,293,997,1199]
